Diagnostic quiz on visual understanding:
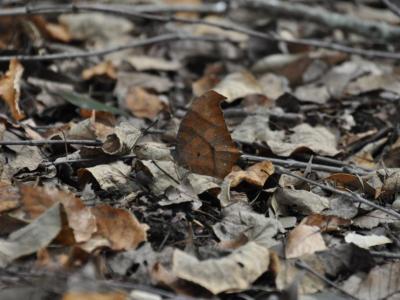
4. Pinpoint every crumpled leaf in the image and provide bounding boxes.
[0,203,63,267]
[78,161,132,191]
[0,59,25,121]
[301,214,351,232]
[102,122,141,155]
[82,205,148,251]
[172,242,270,294]
[344,232,392,249]
[82,61,117,80]
[124,87,167,119]
[341,262,400,300]
[218,161,274,207]
[285,224,327,259]
[19,185,97,243]
[345,73,400,96]
[273,188,330,215]
[353,210,396,229]
[213,202,281,248]
[213,71,263,103]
